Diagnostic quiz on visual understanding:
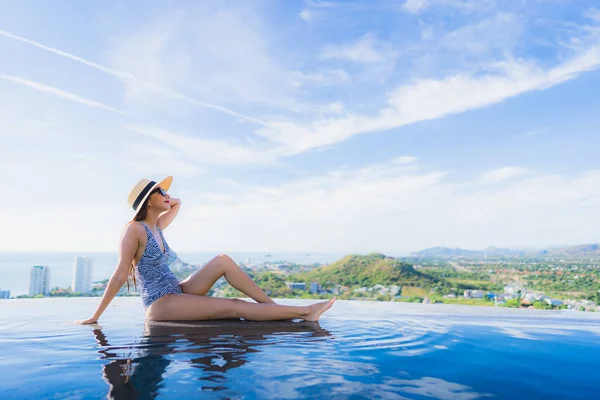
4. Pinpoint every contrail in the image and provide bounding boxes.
[0,29,269,126]
[0,74,129,116]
